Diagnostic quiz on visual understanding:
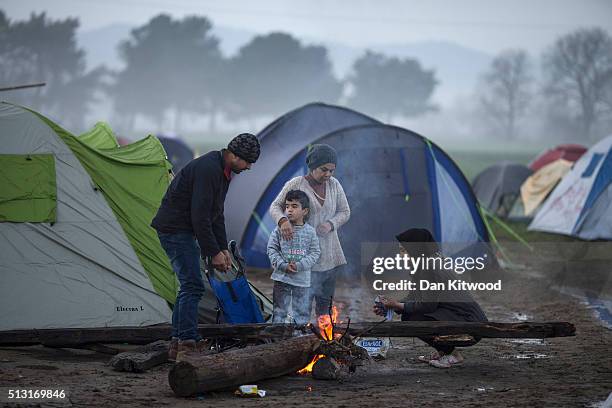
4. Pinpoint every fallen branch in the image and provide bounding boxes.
[108,340,170,373]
